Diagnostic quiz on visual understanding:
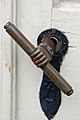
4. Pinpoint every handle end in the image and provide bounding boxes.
[4,22,11,29]
[67,89,74,96]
